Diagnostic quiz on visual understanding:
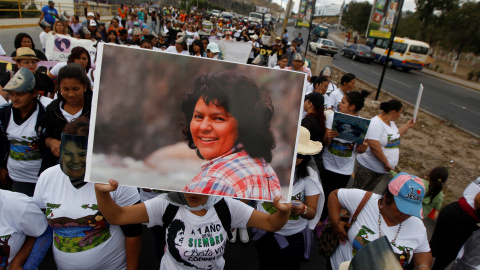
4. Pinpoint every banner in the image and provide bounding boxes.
[367,0,403,39]
[215,40,252,64]
[296,0,314,28]
[261,35,272,46]
[45,33,97,62]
